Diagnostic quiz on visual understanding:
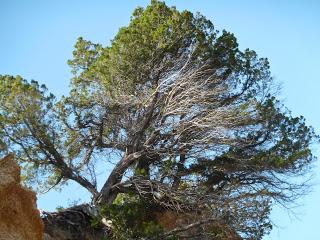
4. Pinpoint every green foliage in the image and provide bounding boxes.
[67,0,215,96]
[0,75,60,188]
[56,206,65,212]
[251,97,316,170]
[95,194,163,239]
[0,1,318,239]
